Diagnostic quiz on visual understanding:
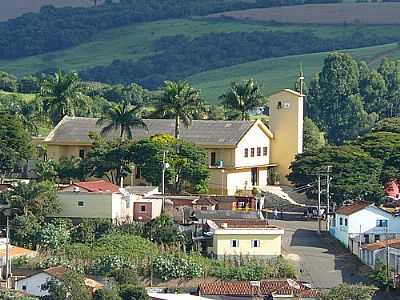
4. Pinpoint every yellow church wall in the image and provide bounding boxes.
[269,90,303,185]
